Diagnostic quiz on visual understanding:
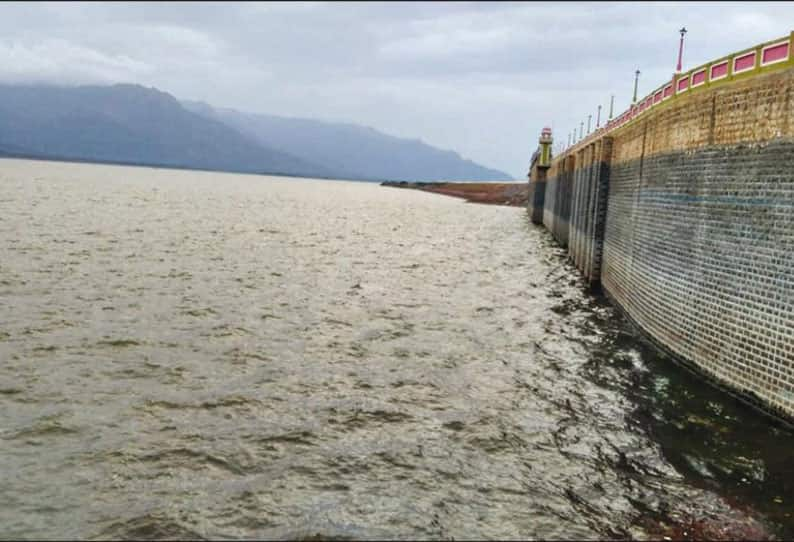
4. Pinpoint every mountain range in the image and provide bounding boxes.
[0,83,512,182]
